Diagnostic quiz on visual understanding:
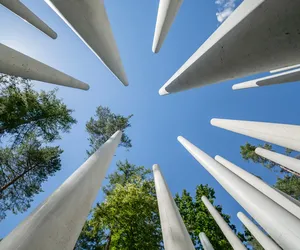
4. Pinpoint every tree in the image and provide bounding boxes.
[86,106,133,155]
[174,184,246,250]
[75,161,162,250]
[0,74,76,146]
[0,133,62,220]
